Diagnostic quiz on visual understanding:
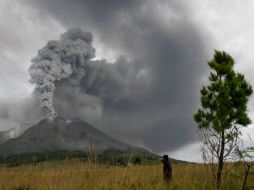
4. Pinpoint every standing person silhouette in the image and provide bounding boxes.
[160,155,172,183]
